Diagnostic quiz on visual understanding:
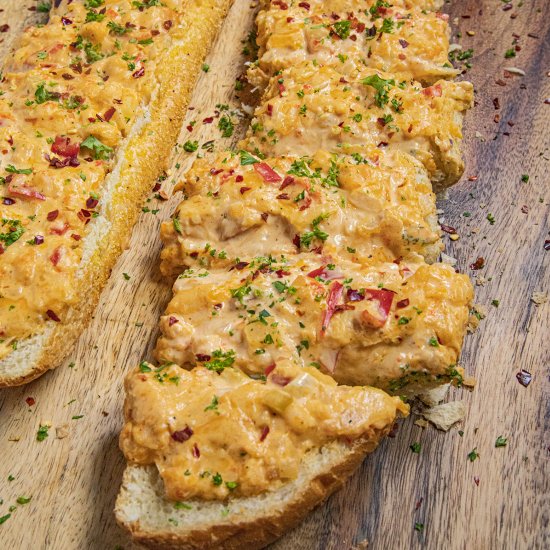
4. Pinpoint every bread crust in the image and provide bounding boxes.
[0,0,234,387]
[116,430,388,549]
